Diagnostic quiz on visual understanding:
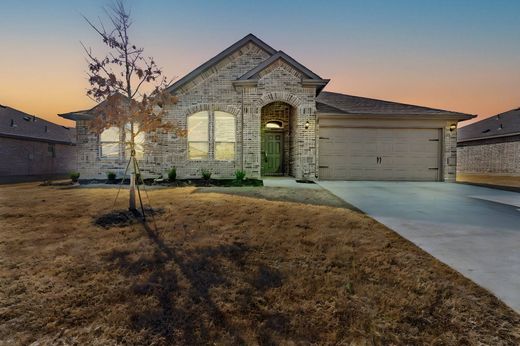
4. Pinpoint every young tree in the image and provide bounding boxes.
[82,0,182,211]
